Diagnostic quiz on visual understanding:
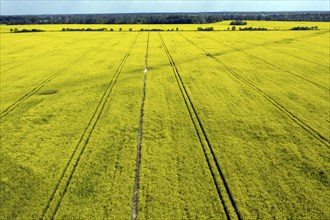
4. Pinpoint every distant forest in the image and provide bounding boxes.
[1,12,329,25]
